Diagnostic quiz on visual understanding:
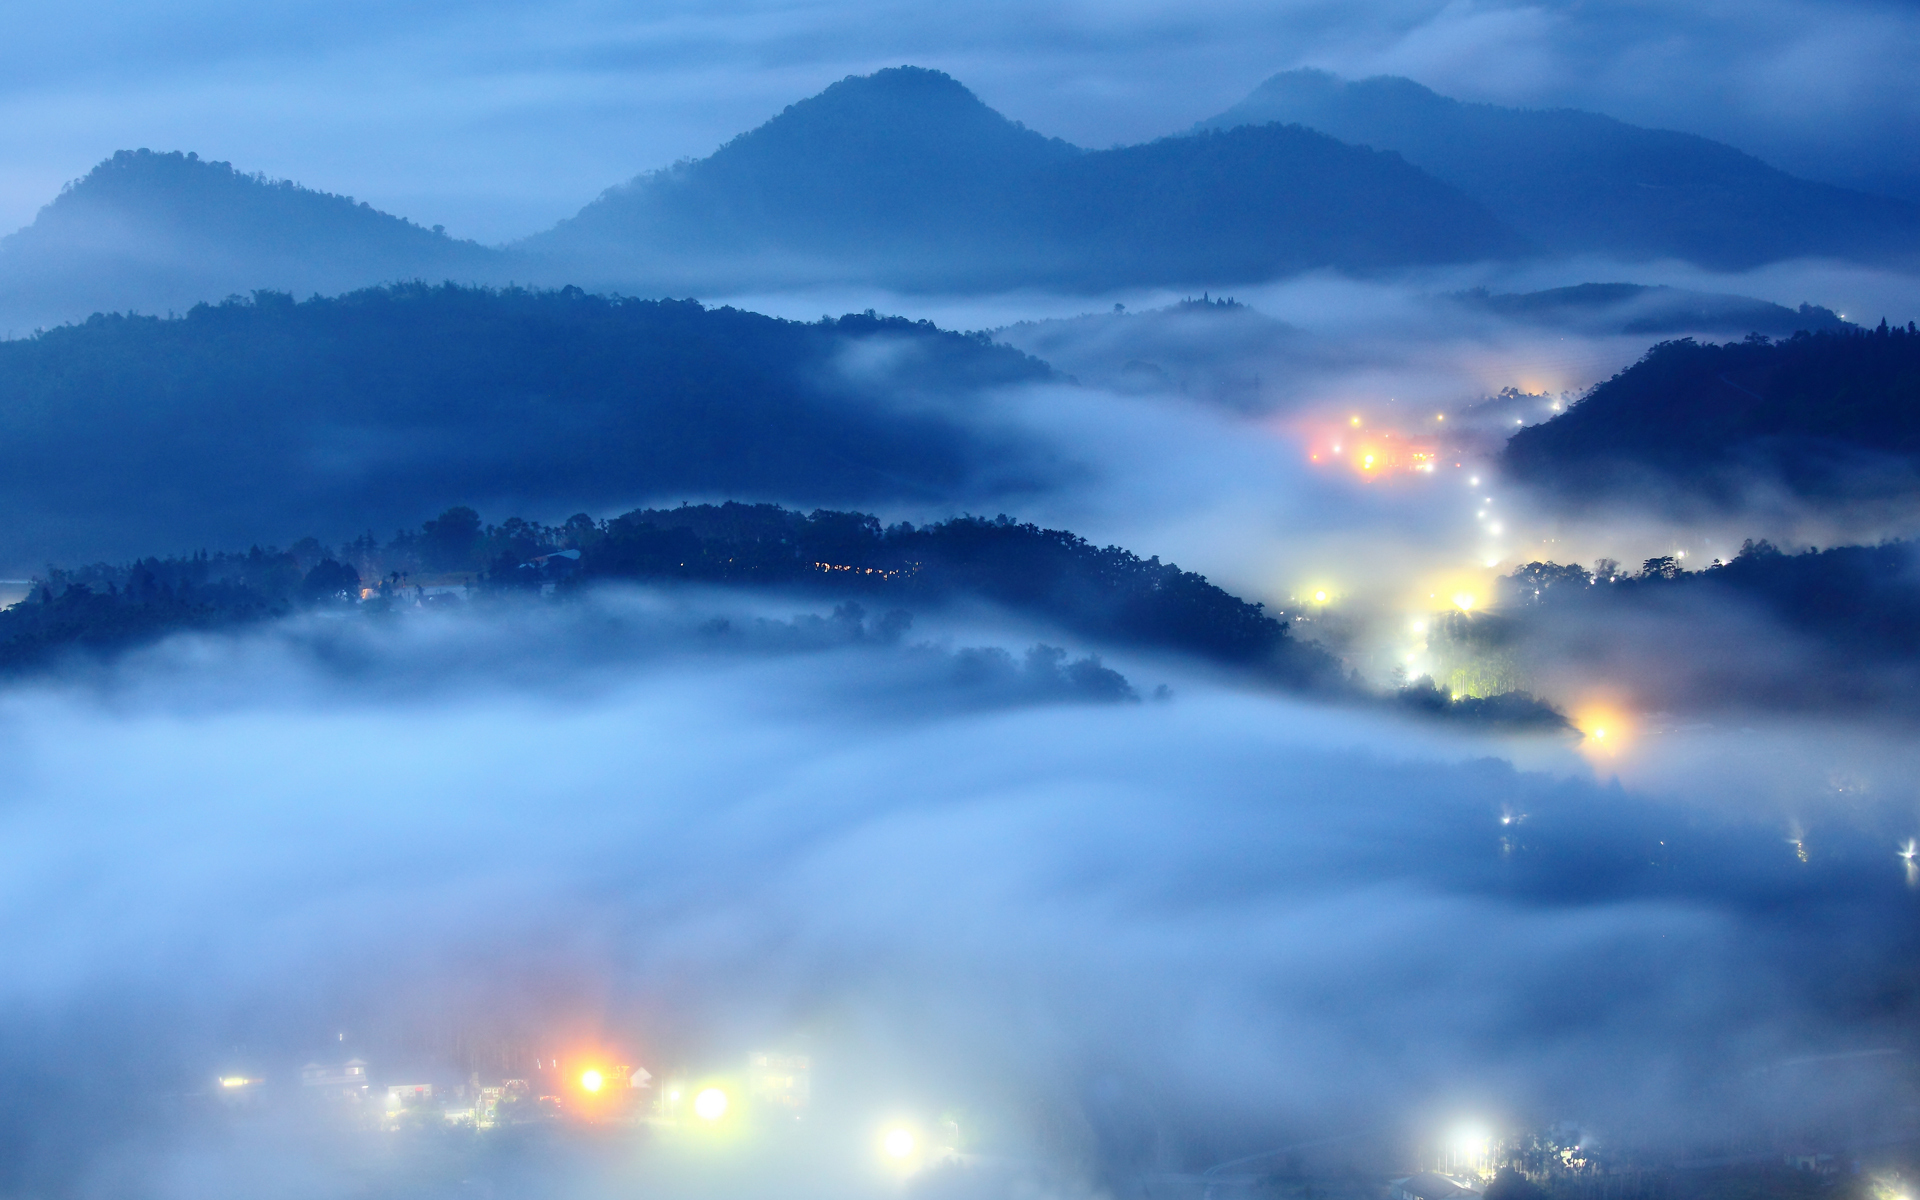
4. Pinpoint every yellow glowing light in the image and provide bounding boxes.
[1452,593,1475,611]
[694,1087,729,1121]
[1312,589,1329,603]
[884,1128,916,1158]
[1574,705,1632,757]
[1350,416,1361,426]
[580,1069,603,1093]
[1362,453,1377,469]
[219,1077,249,1088]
